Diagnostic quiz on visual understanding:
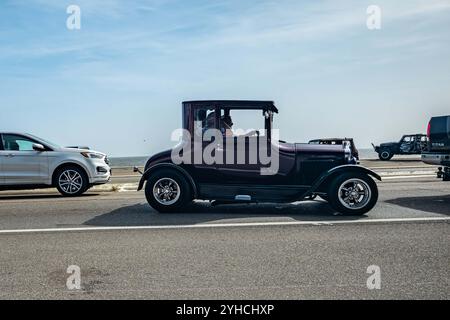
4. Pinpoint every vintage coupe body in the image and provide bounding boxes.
[309,138,359,160]
[138,100,380,215]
